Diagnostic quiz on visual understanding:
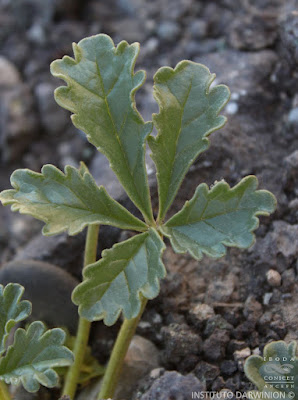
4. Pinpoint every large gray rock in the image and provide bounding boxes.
[77,335,159,400]
[114,335,160,400]
[0,259,79,334]
[140,371,205,400]
[161,323,202,369]
[12,225,121,279]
